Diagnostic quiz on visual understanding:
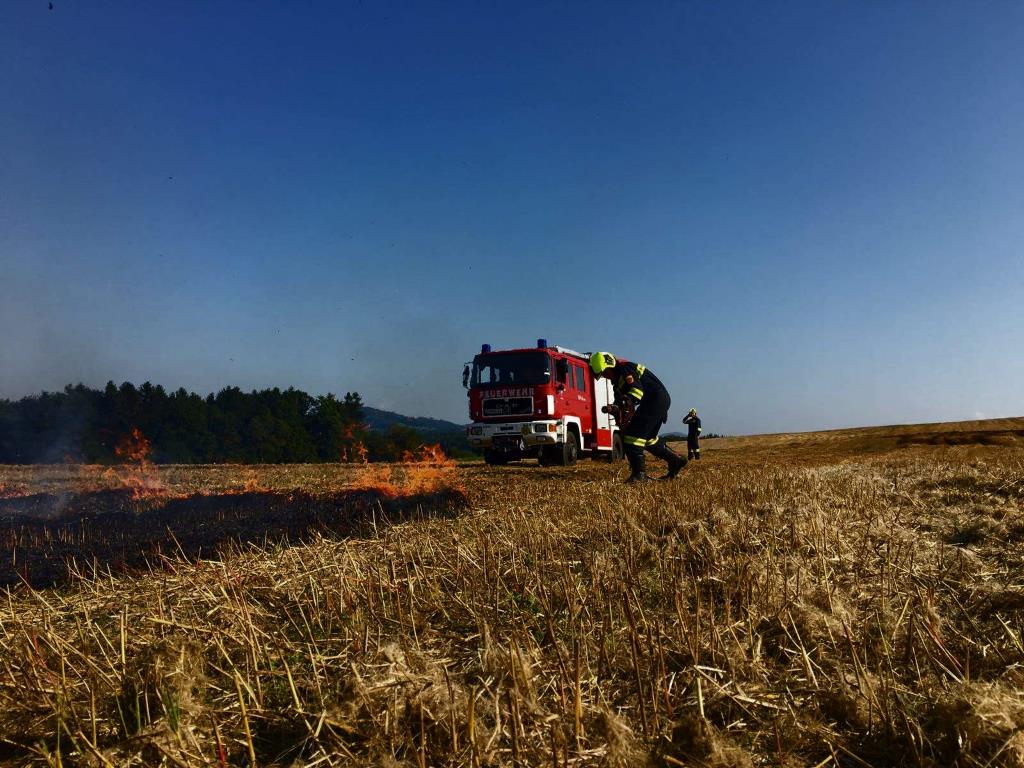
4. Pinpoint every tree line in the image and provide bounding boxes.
[0,382,465,464]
